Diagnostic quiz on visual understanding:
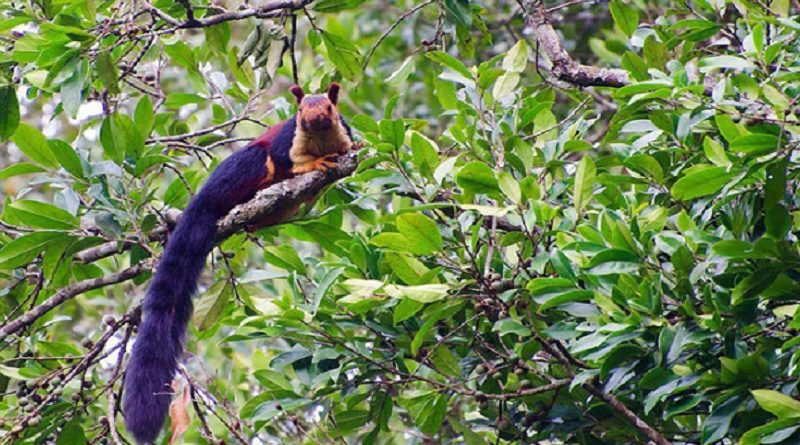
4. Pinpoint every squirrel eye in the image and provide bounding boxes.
[327,104,332,112]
